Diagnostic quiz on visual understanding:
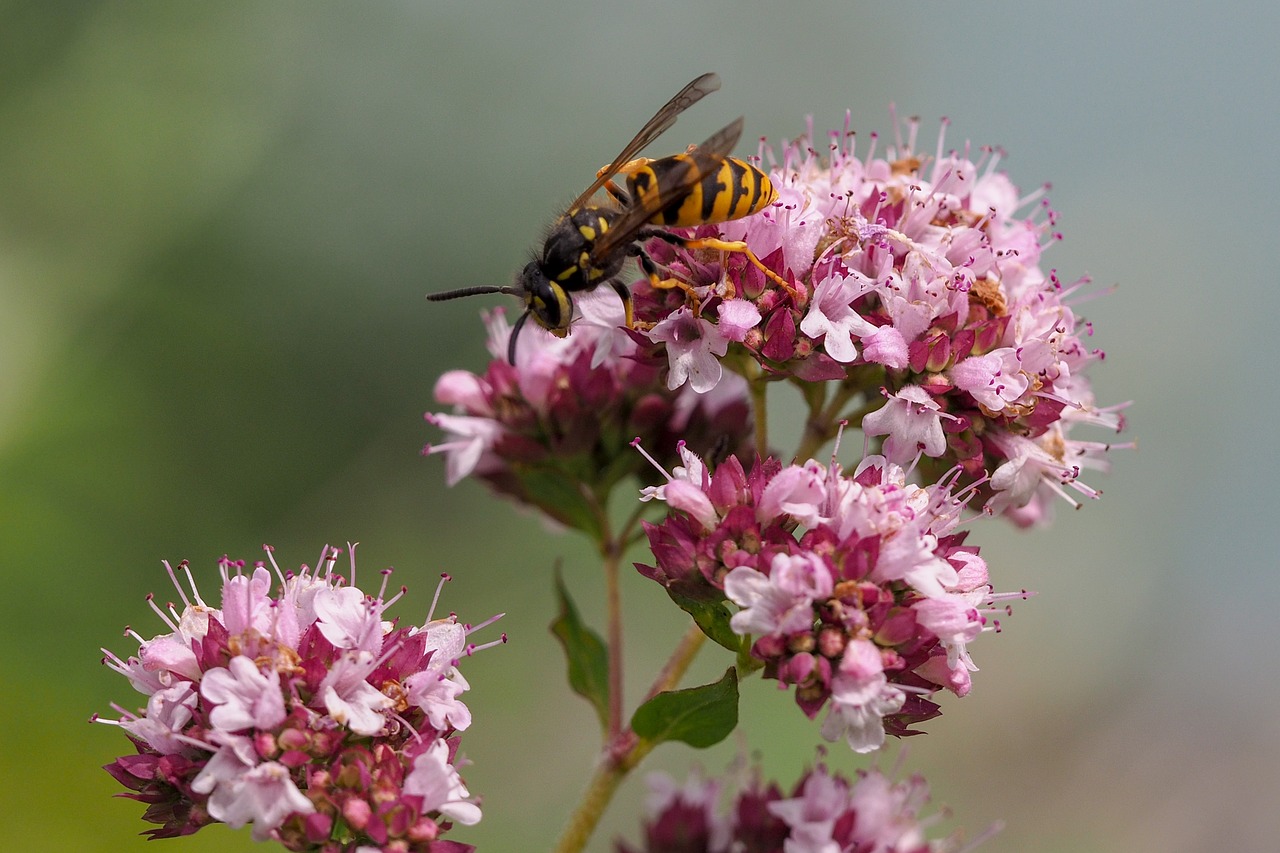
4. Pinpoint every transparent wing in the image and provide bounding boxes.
[566,72,721,214]
[587,116,744,262]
